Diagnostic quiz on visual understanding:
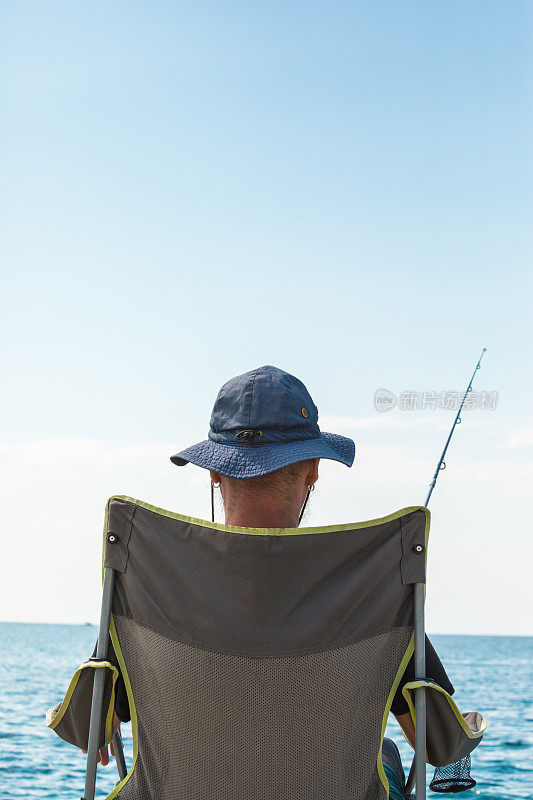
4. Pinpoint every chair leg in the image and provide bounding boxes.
[83,668,108,799]
[405,758,415,796]
[112,729,127,780]
[413,582,426,800]
[82,567,116,800]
